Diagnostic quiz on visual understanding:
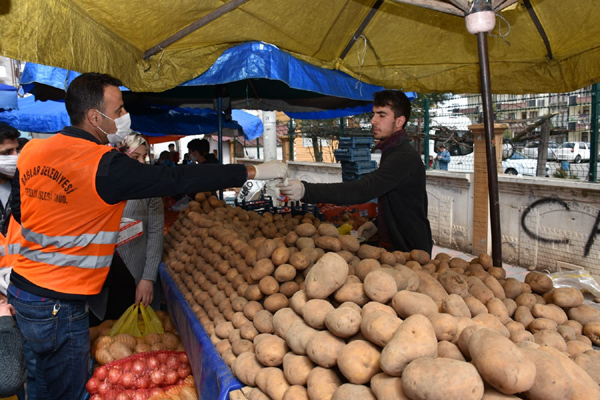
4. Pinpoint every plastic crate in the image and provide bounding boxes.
[342,171,362,181]
[338,136,374,148]
[234,195,276,214]
[341,160,378,174]
[334,147,372,162]
[320,202,378,223]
